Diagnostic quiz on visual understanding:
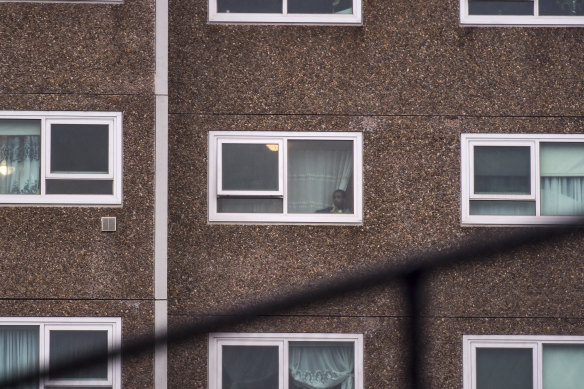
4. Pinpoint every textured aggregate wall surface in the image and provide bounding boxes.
[168,0,584,387]
[0,0,157,386]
